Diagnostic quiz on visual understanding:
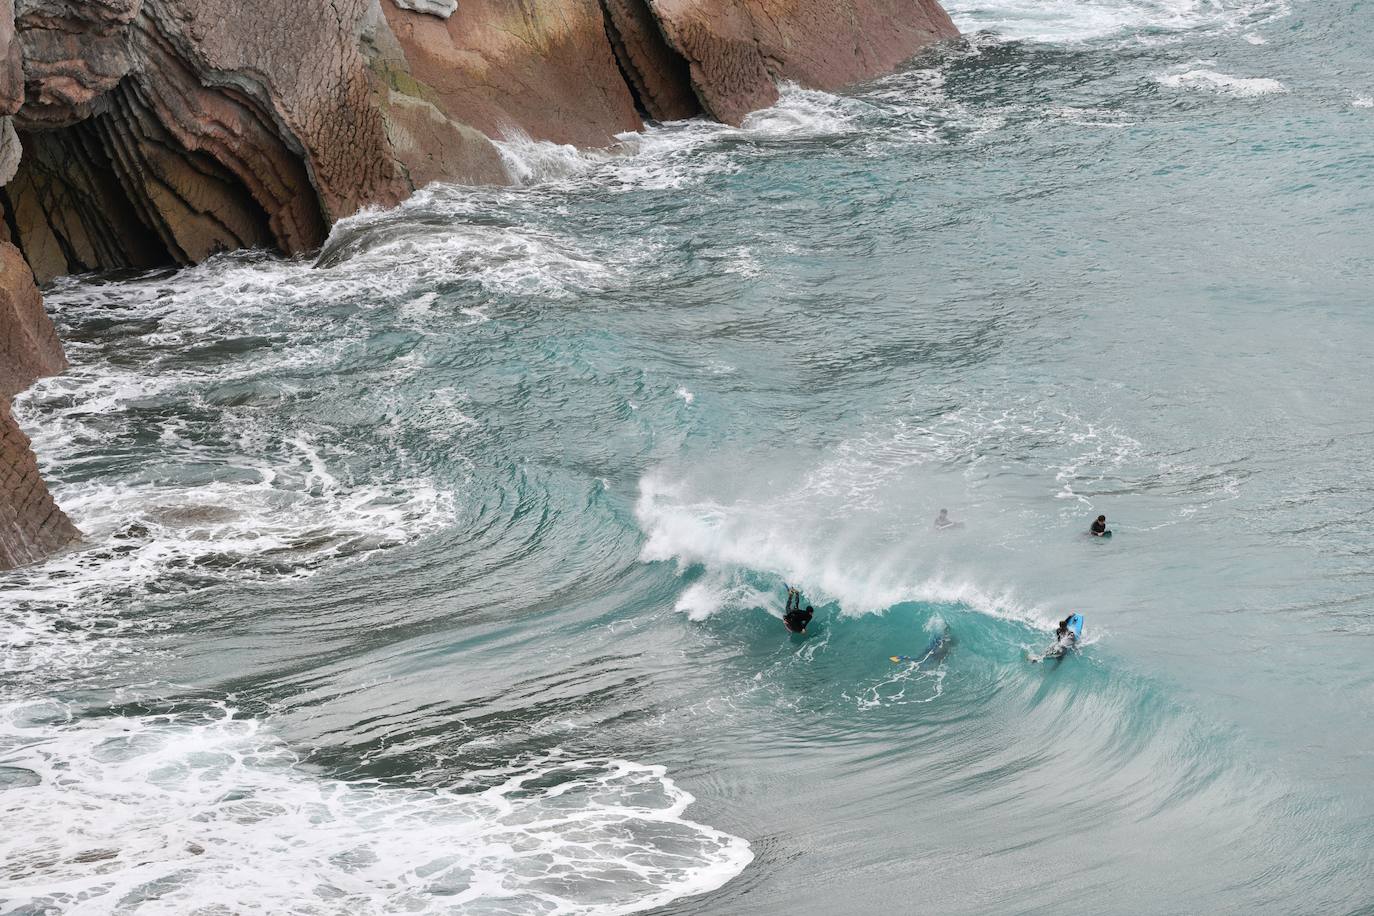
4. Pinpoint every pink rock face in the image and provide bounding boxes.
[0,401,79,569]
[138,0,414,224]
[0,240,78,570]
[11,0,142,128]
[0,241,63,393]
[381,0,644,149]
[649,0,959,124]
